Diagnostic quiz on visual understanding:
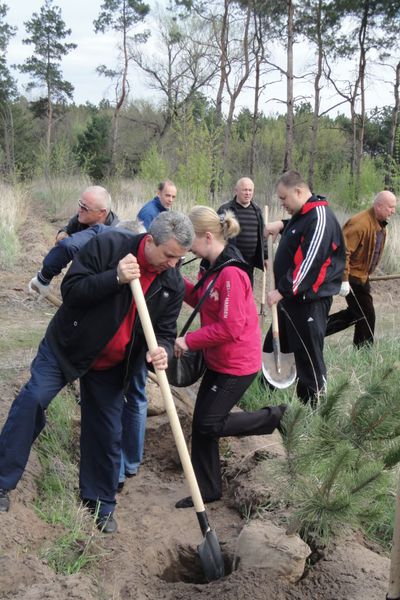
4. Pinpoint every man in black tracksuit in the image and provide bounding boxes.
[263,171,345,405]
[0,212,194,532]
